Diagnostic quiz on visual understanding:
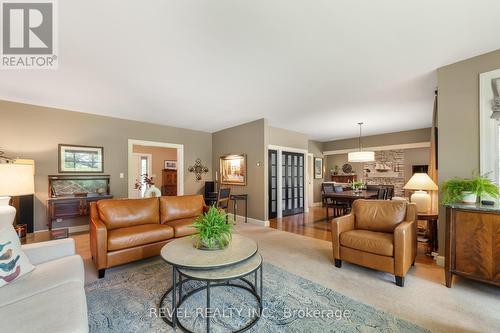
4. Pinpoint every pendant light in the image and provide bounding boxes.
[348,122,375,162]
